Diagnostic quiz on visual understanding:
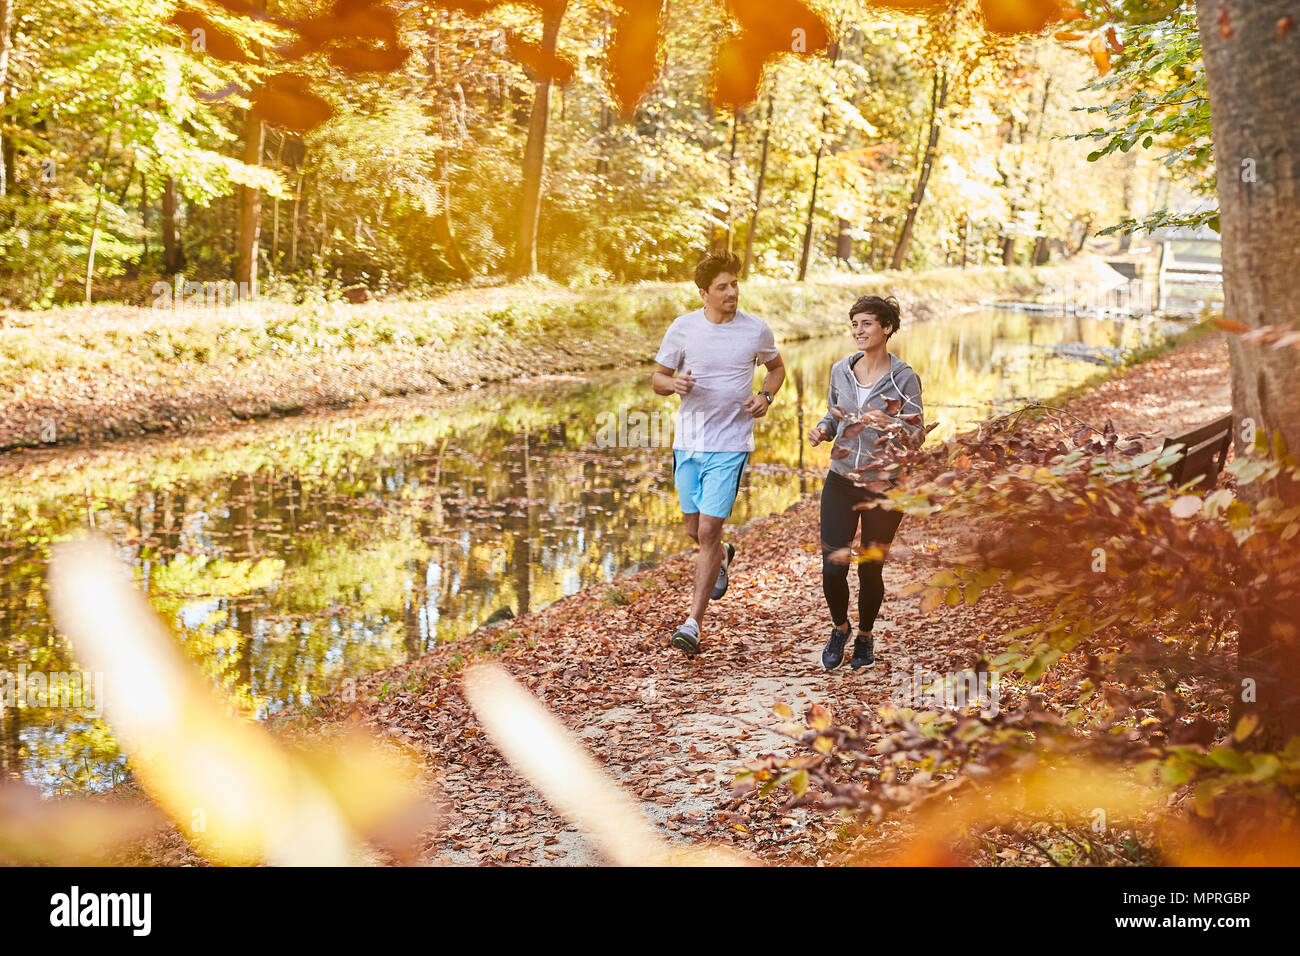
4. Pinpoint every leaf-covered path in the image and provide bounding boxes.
[317,332,1232,865]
